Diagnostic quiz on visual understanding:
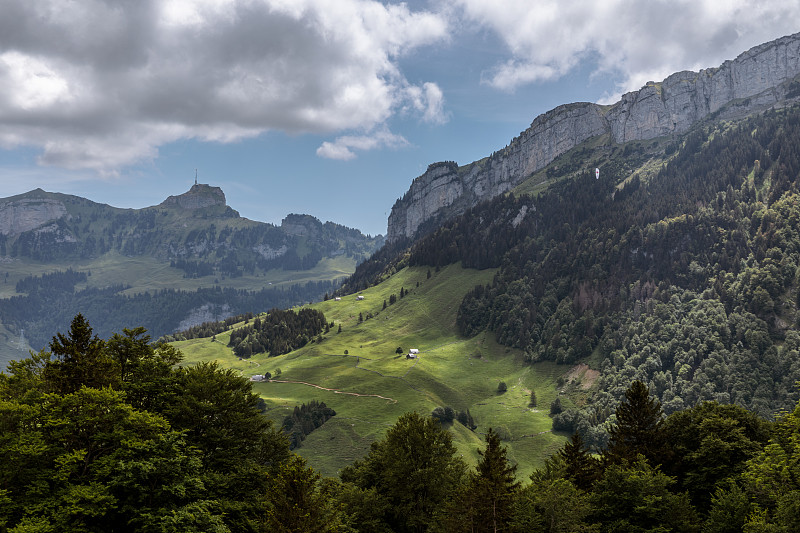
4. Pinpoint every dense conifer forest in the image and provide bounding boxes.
[227,308,328,357]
